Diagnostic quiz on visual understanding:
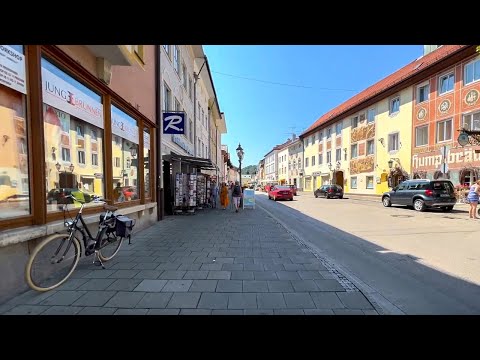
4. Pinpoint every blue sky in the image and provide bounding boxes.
[204,45,424,167]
